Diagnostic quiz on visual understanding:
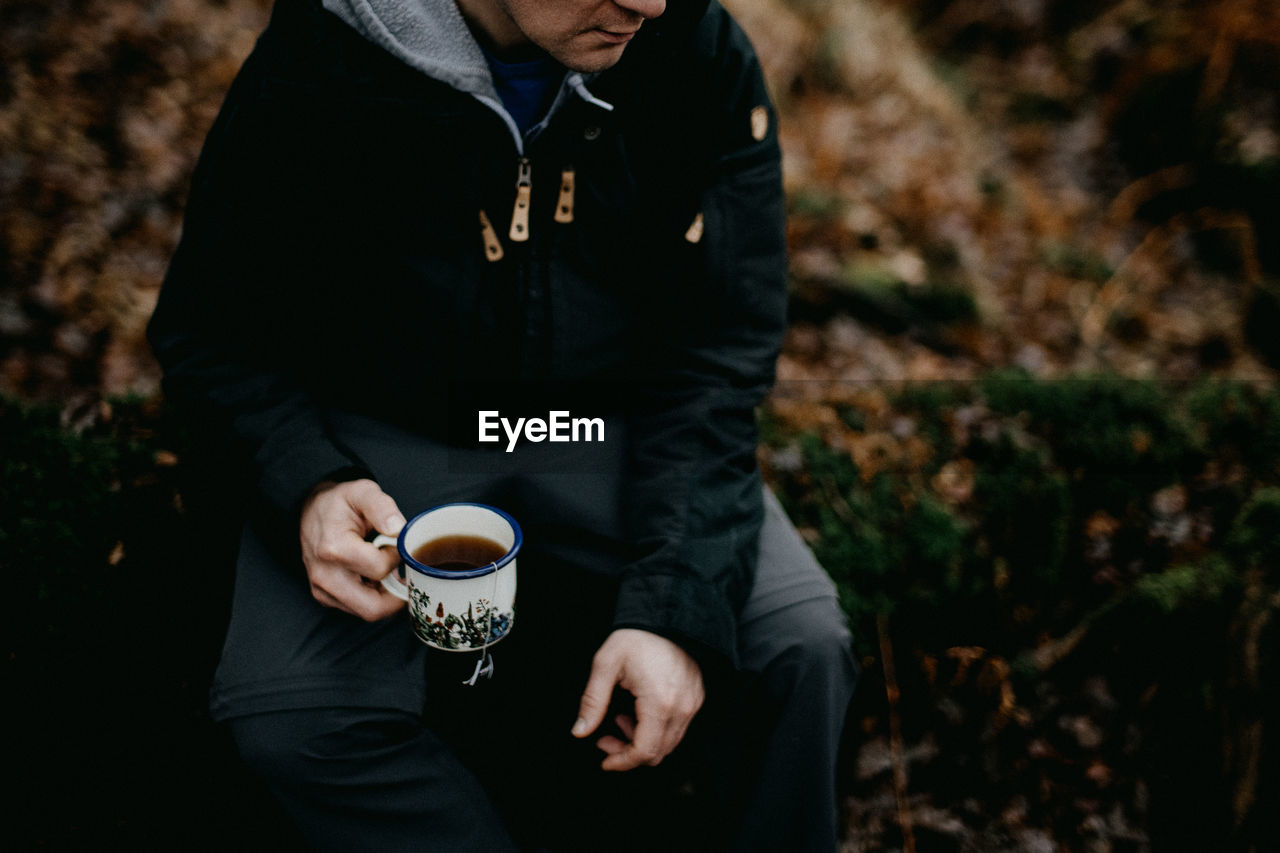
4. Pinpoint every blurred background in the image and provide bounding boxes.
[2,0,1277,849]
